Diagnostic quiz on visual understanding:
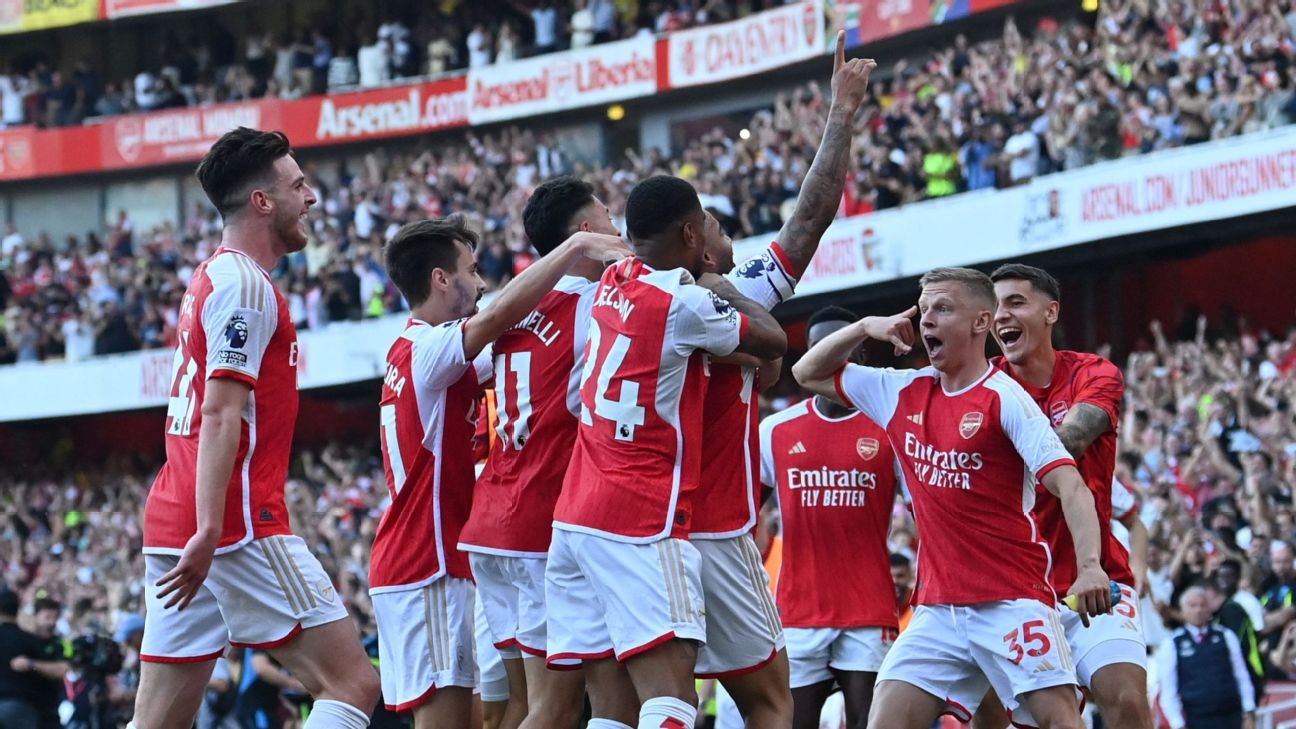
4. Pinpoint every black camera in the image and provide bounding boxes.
[69,634,124,677]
